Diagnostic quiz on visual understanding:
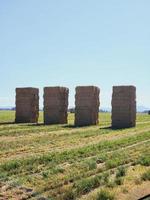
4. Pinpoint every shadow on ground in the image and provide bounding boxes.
[0,122,15,125]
